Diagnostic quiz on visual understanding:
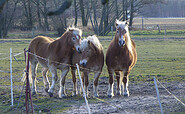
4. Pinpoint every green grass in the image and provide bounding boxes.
[0,31,185,113]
